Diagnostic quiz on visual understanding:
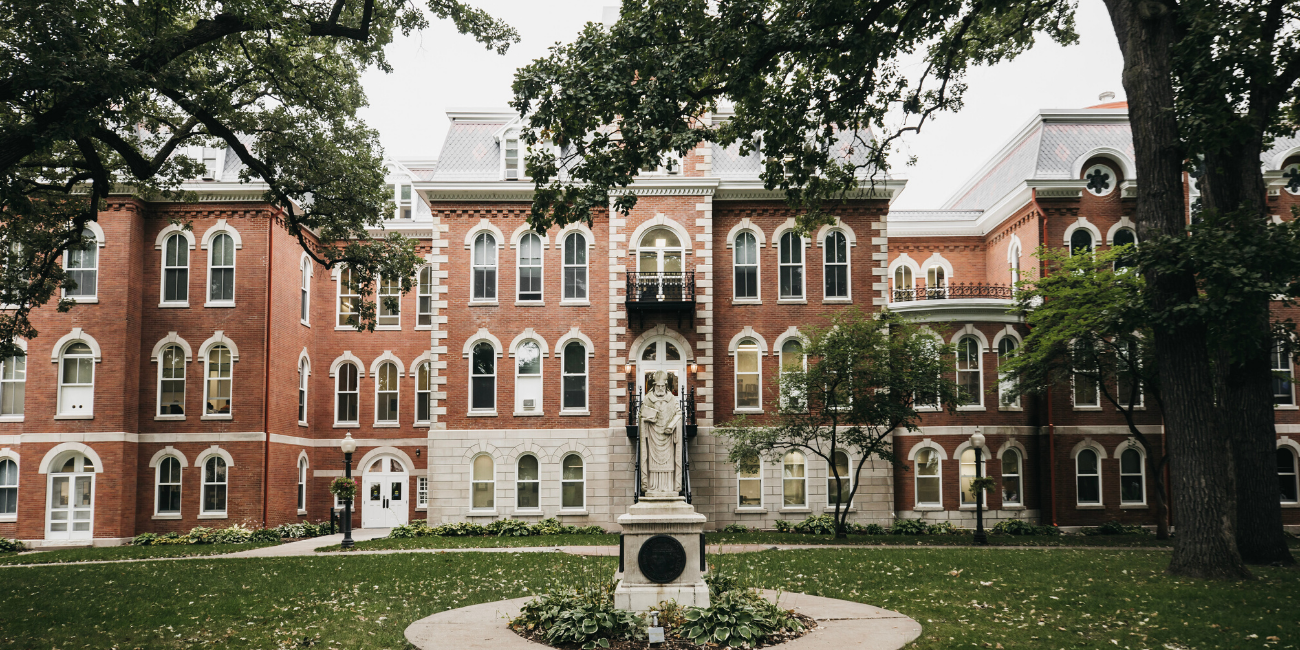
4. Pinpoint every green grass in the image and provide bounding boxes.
[0,542,279,566]
[316,533,620,552]
[706,532,1180,547]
